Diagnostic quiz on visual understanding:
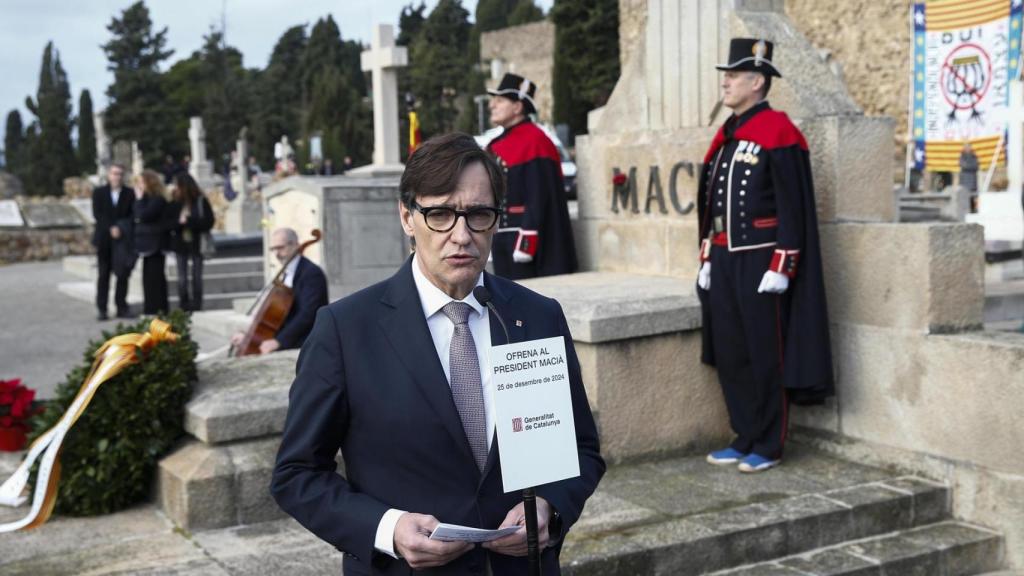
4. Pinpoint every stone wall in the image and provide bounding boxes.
[785,0,911,139]
[480,20,556,124]
[0,228,93,264]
